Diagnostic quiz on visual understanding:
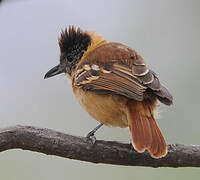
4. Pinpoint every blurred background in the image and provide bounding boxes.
[0,0,200,179]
